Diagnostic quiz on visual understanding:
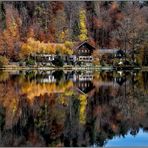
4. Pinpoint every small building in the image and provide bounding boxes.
[35,54,56,66]
[99,48,126,65]
[114,49,126,59]
[99,49,126,58]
